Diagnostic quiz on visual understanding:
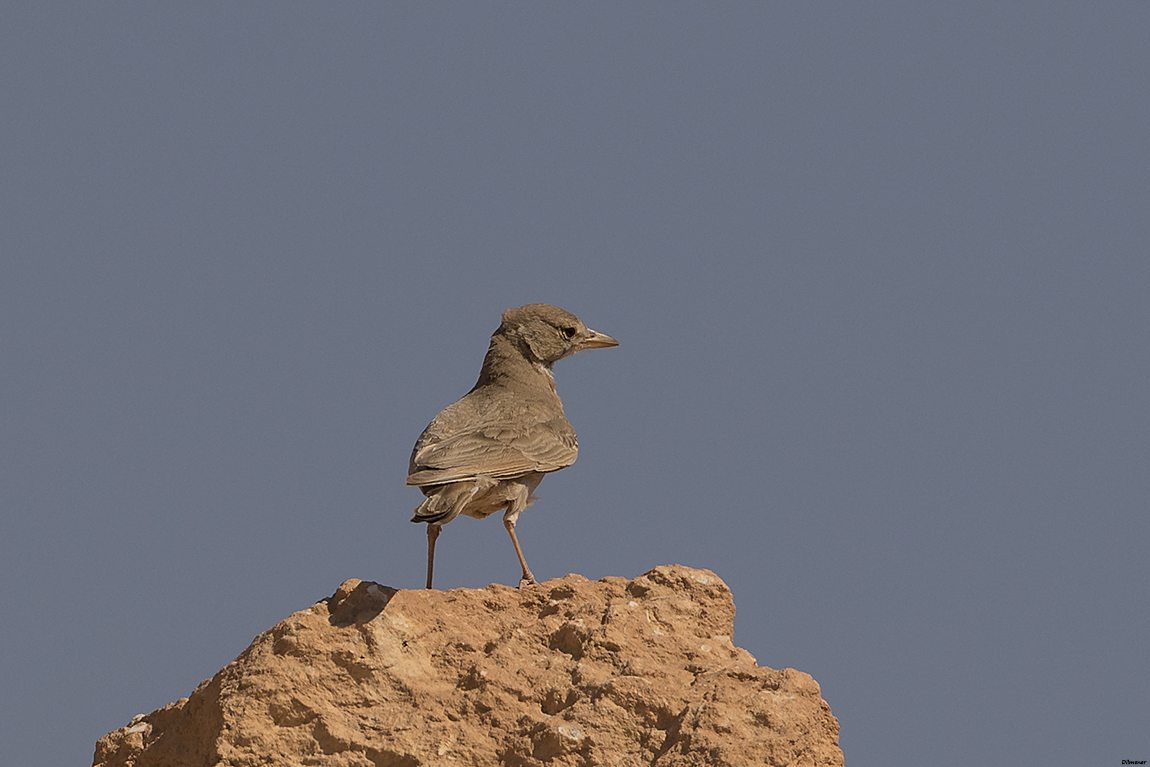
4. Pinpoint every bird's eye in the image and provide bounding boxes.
[563,327,577,338]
